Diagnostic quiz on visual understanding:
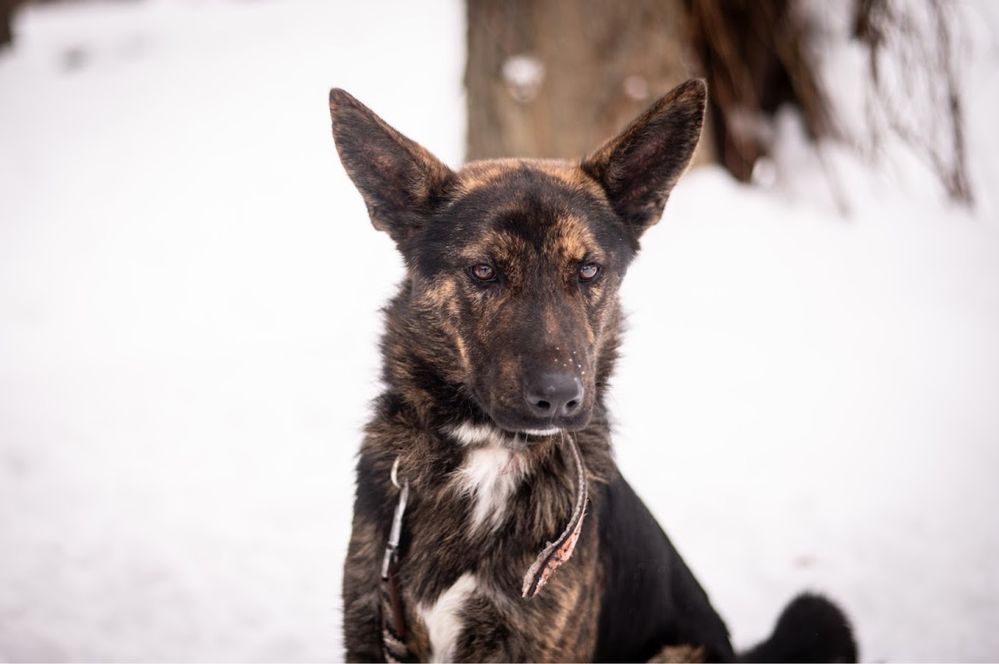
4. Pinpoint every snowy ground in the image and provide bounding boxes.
[1,1,998,661]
